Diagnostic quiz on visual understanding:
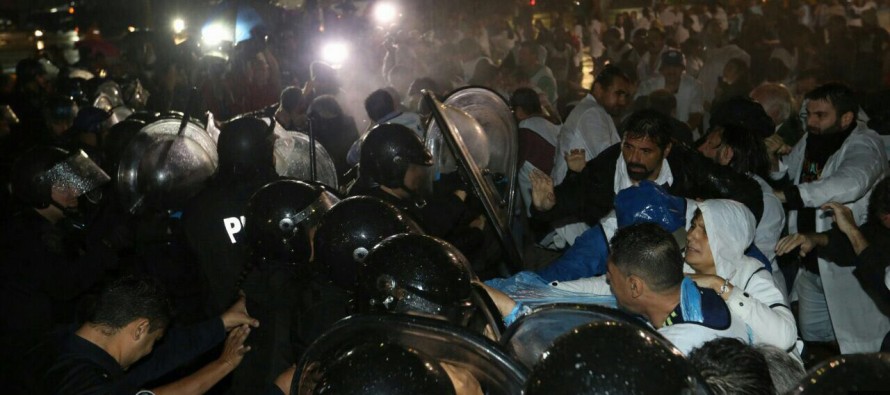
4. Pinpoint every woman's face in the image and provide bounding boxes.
[685,212,716,272]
